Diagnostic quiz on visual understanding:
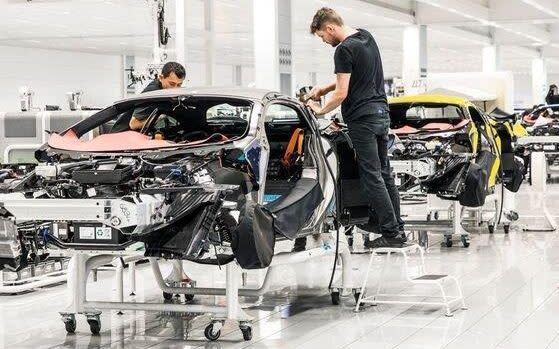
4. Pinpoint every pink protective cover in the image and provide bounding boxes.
[392,119,469,135]
[48,130,175,152]
[392,125,419,135]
